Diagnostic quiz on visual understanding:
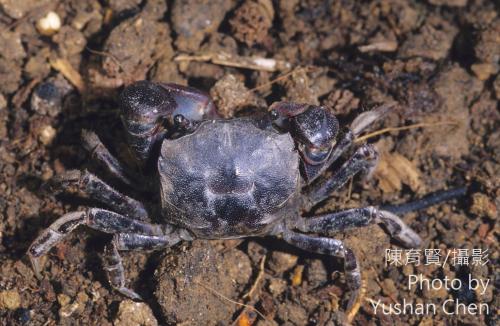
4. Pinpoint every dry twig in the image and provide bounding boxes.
[243,255,267,299]
[355,121,459,143]
[50,58,85,93]
[250,67,313,93]
[346,278,367,324]
[175,52,291,72]
[194,281,269,322]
